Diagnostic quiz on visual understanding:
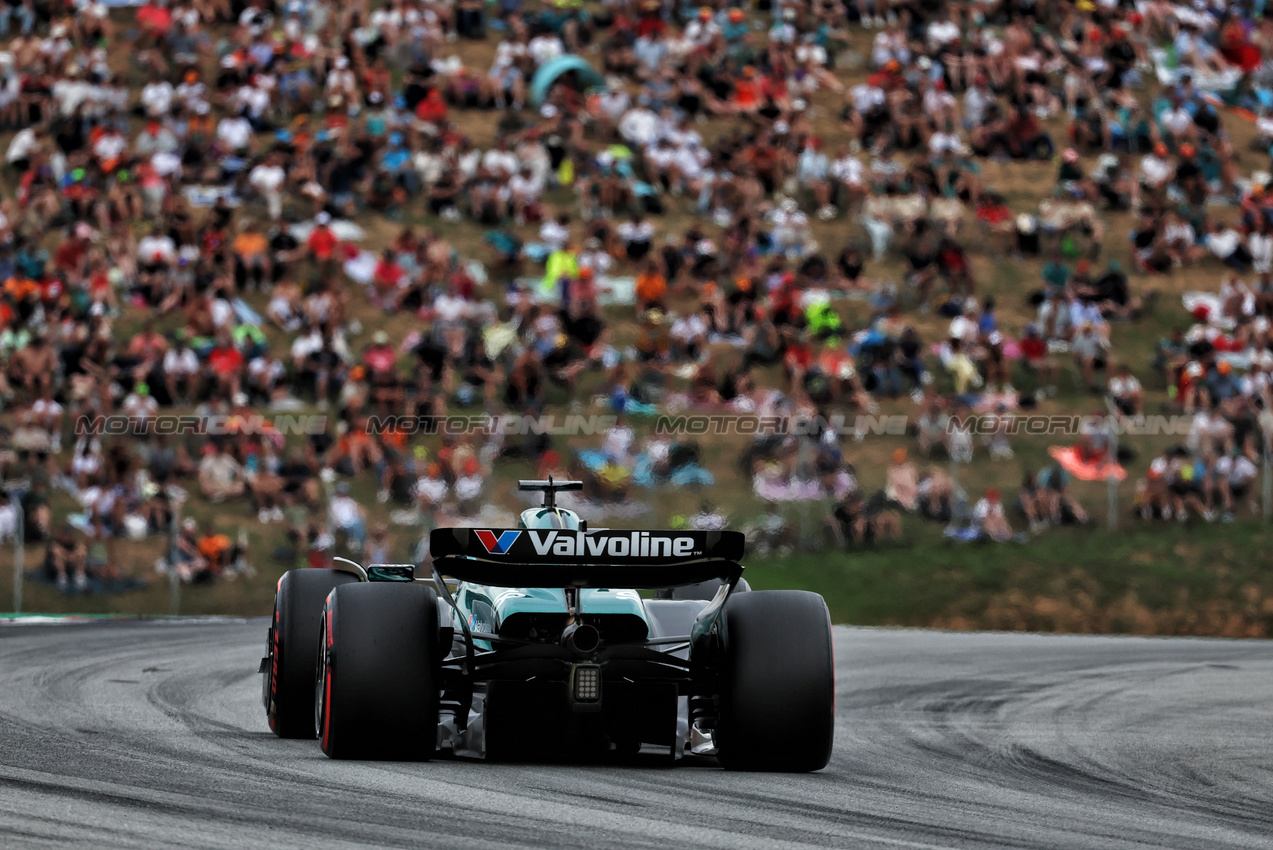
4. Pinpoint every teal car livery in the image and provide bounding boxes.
[261,479,835,771]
